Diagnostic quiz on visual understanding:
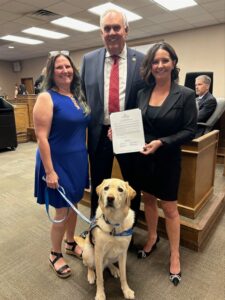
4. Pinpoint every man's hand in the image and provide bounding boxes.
[107,127,112,141]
